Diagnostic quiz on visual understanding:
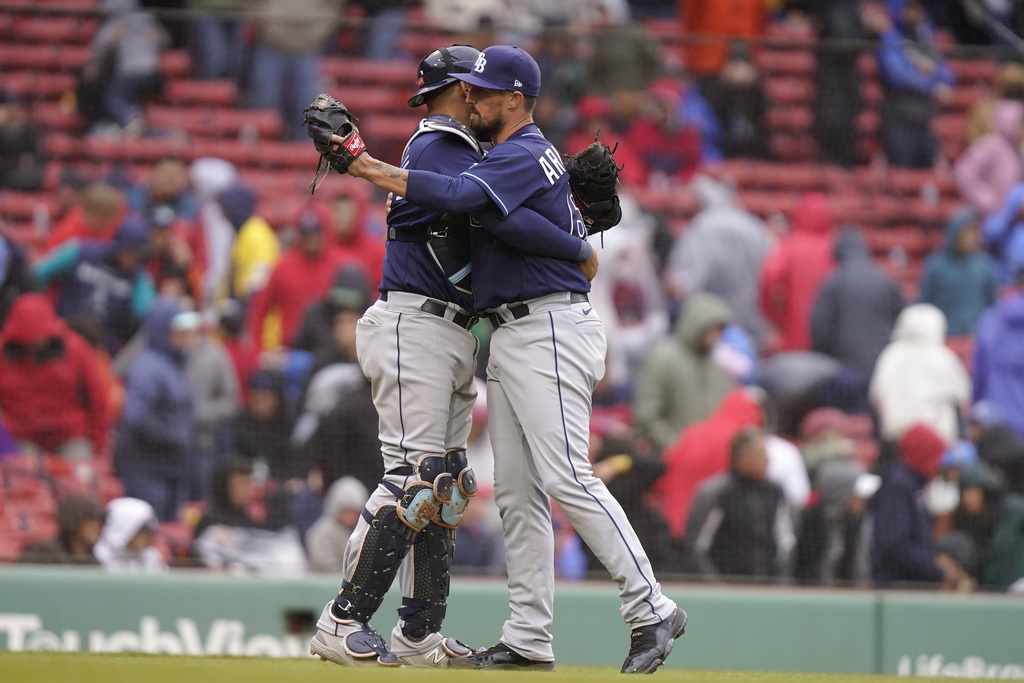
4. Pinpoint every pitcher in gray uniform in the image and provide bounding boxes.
[339,44,687,674]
